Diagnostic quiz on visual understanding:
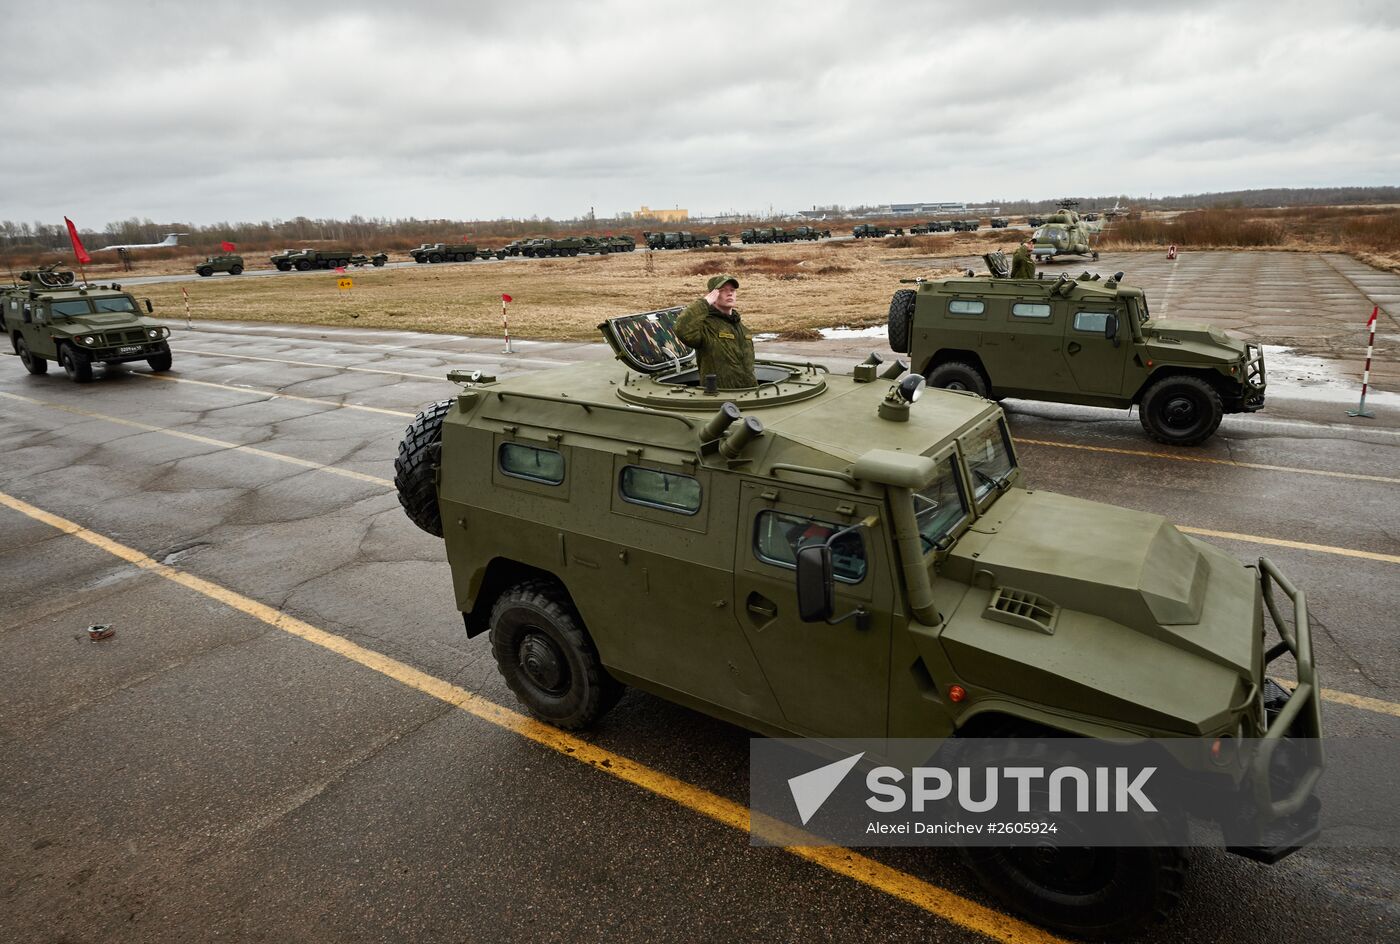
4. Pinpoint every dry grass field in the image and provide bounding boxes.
[139,237,1028,340]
